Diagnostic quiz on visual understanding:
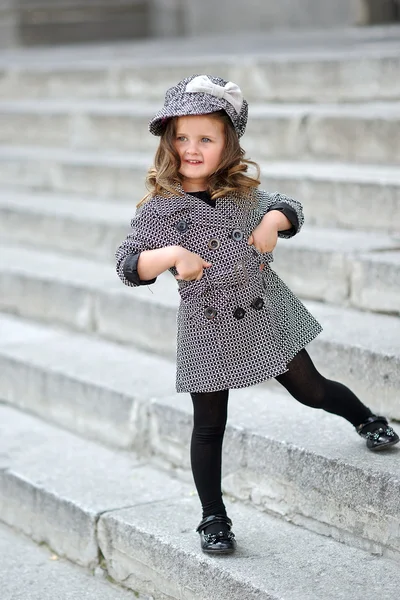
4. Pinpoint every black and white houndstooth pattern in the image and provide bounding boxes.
[149,75,248,138]
[116,187,322,393]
